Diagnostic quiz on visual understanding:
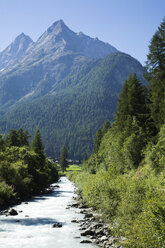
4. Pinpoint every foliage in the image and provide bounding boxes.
[144,124,165,173]
[66,165,82,172]
[0,52,146,159]
[146,17,165,131]
[31,128,46,166]
[59,145,68,172]
[70,18,165,247]
[5,128,29,147]
[0,128,59,209]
